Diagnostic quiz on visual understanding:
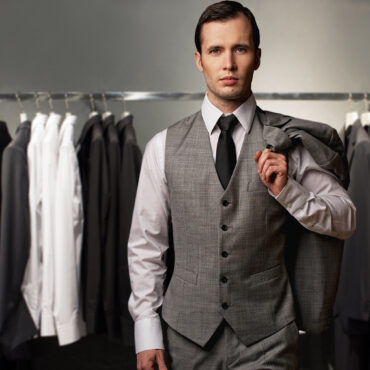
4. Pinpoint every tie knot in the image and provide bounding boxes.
[217,114,238,132]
